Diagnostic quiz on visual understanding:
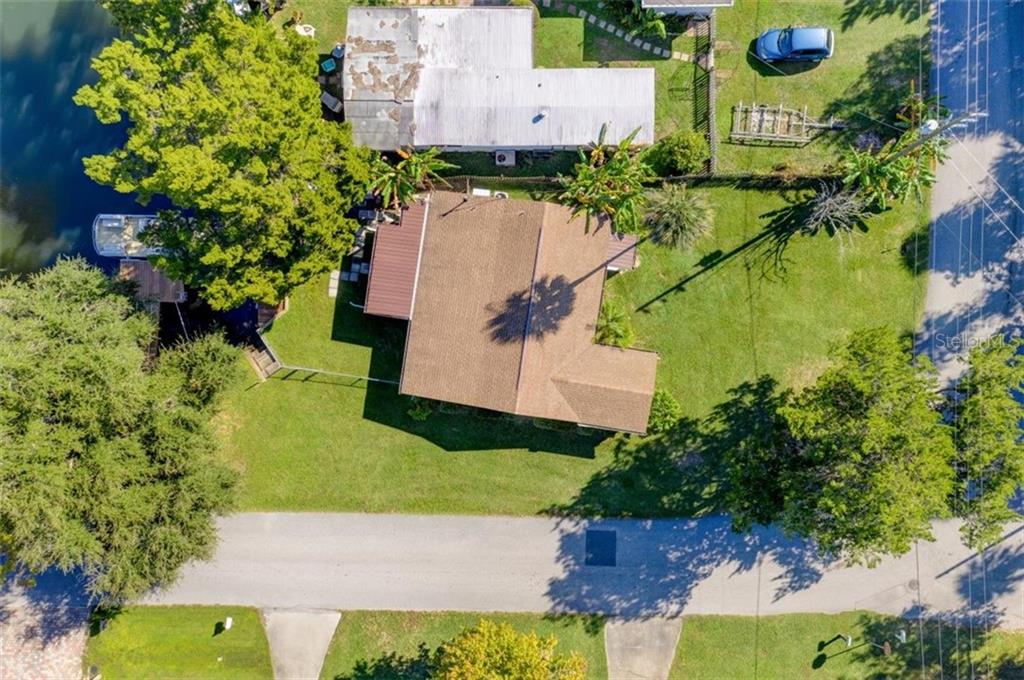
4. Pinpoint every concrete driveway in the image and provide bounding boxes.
[921,0,1024,381]
[145,513,1024,630]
